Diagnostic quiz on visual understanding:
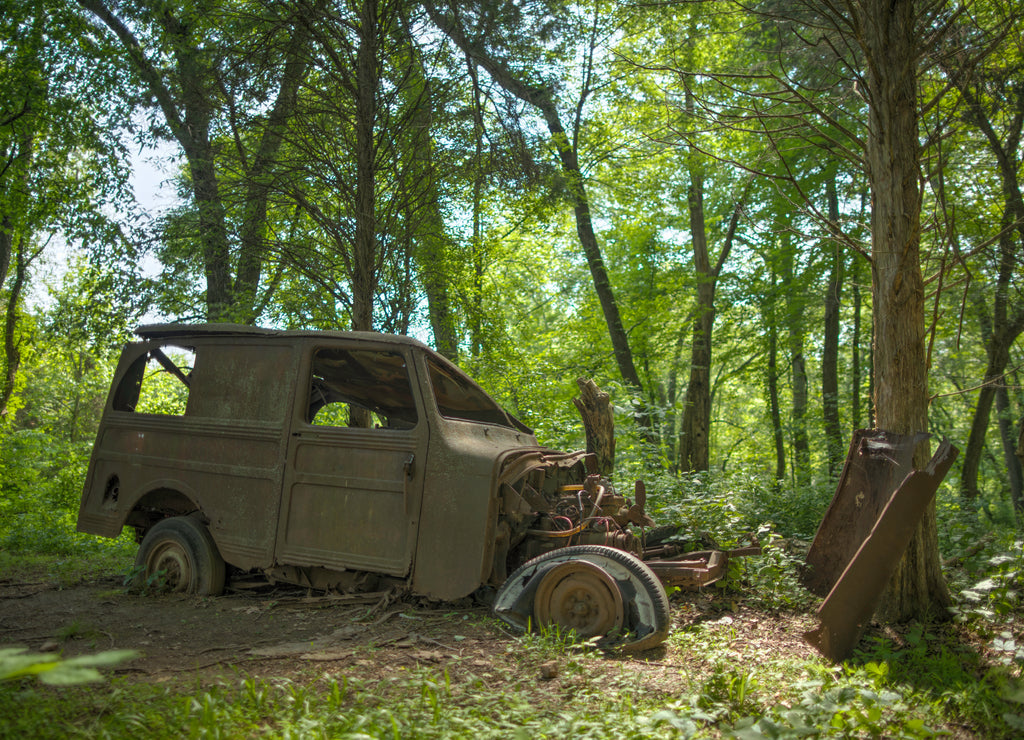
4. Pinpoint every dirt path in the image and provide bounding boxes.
[0,574,512,683]
[0,567,823,698]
